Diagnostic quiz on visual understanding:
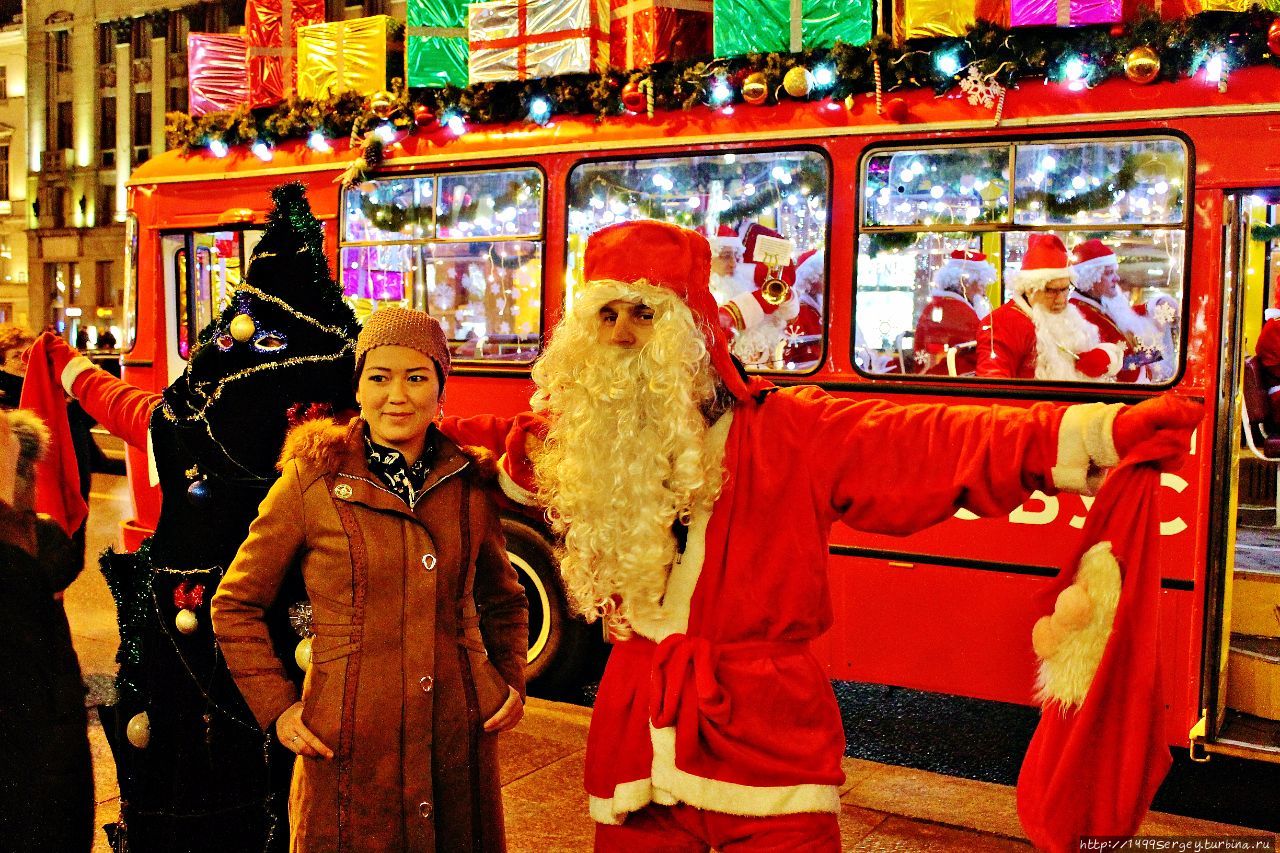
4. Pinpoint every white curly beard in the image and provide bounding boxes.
[530,282,723,635]
[1028,302,1101,381]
